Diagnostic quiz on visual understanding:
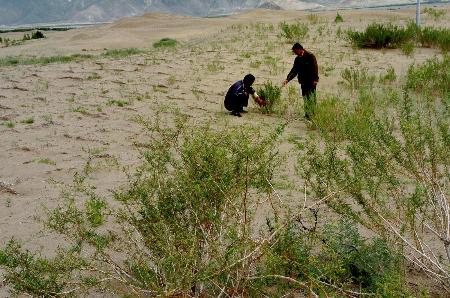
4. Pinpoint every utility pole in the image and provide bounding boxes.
[416,0,421,27]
